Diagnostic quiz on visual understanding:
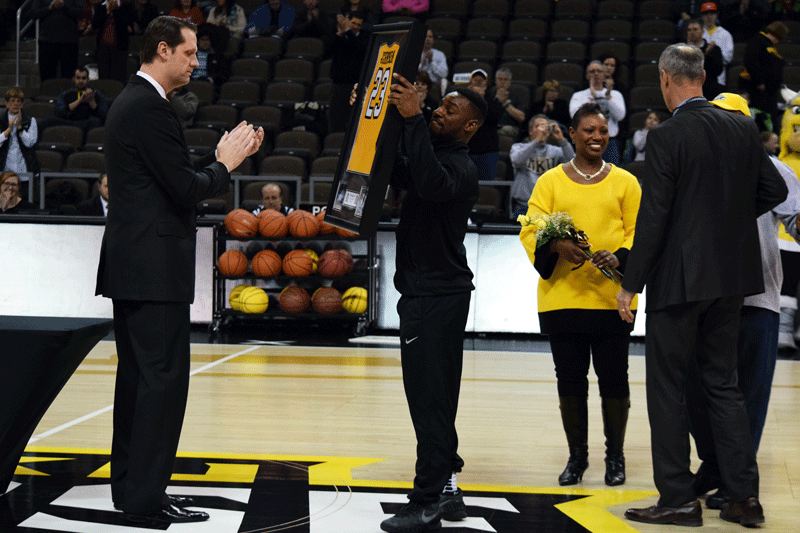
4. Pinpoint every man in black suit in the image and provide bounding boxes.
[96,15,262,526]
[616,43,787,528]
[77,174,108,216]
